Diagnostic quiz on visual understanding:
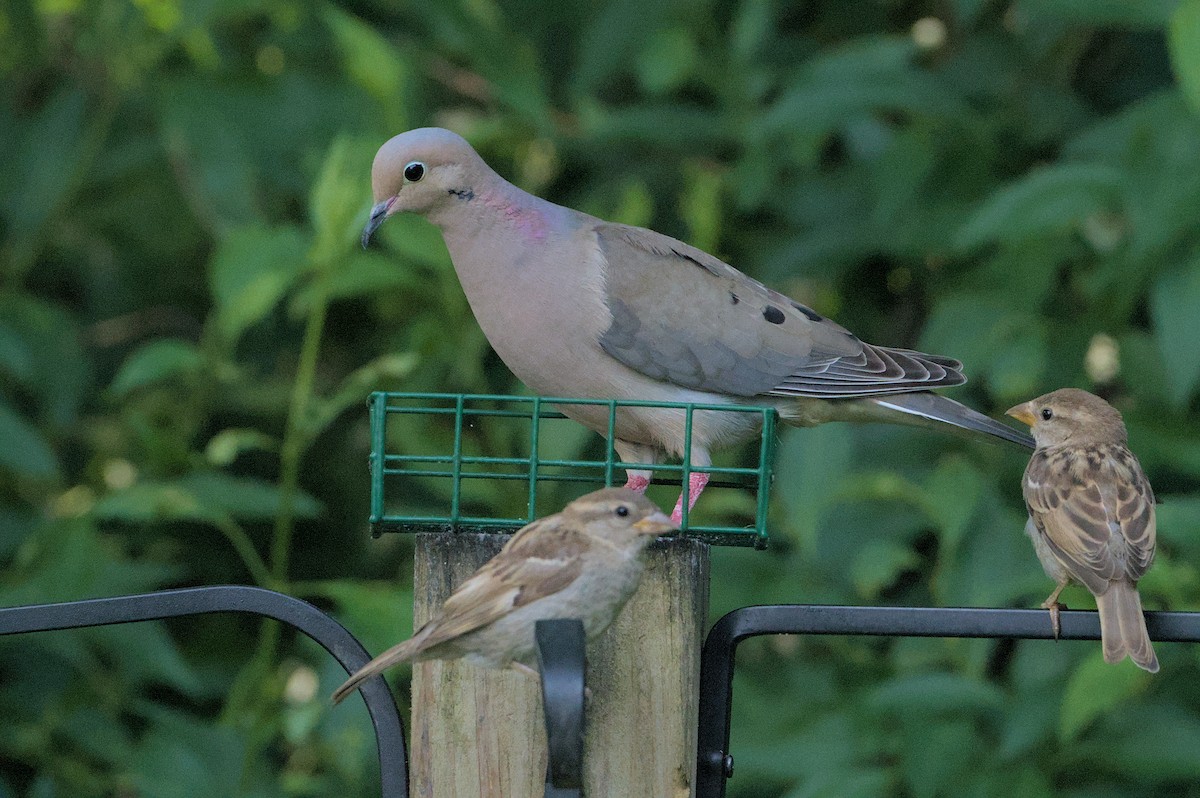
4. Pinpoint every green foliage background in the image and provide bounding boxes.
[3,0,1200,795]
